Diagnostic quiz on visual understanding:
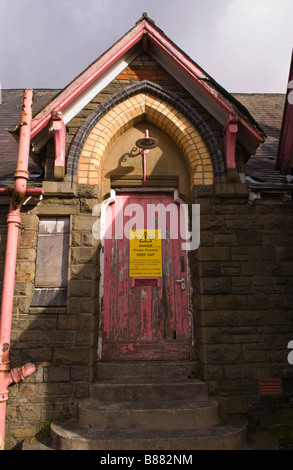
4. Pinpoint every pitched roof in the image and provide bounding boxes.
[235,94,285,158]
[0,15,289,190]
[0,89,60,186]
[238,93,293,188]
[28,14,264,156]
